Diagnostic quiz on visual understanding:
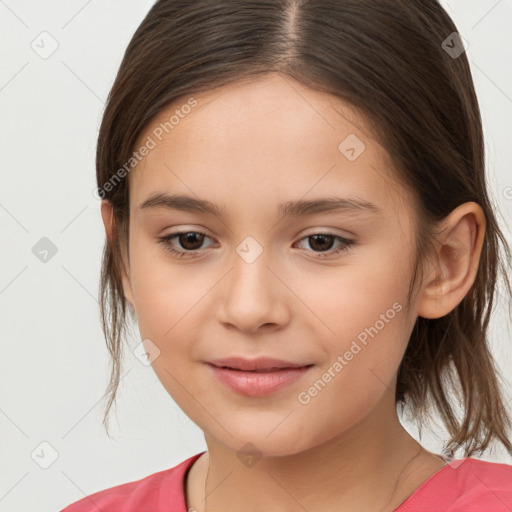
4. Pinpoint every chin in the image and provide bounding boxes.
[213,428,314,460]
